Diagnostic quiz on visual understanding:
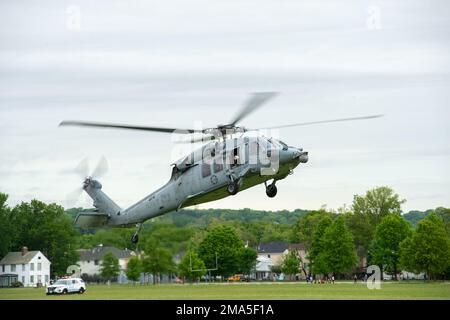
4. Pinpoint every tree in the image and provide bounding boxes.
[281,250,301,280]
[125,256,142,284]
[307,215,333,275]
[346,186,405,260]
[142,239,175,284]
[178,251,206,283]
[87,228,136,251]
[237,247,258,275]
[370,214,411,279]
[9,200,79,277]
[290,209,333,249]
[434,207,450,236]
[400,213,450,279]
[352,186,404,221]
[314,216,358,276]
[198,225,245,277]
[0,193,14,258]
[100,252,120,282]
